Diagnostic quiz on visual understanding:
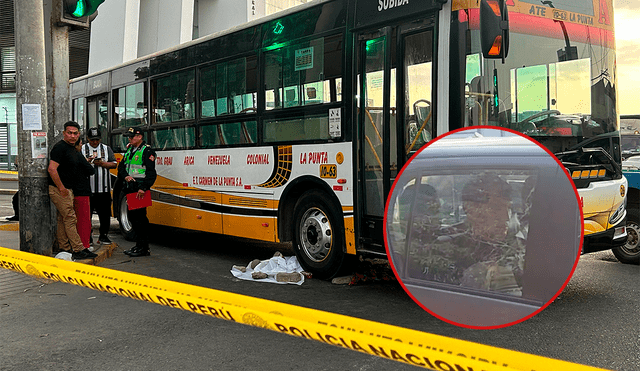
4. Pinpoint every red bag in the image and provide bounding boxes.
[127,190,152,210]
